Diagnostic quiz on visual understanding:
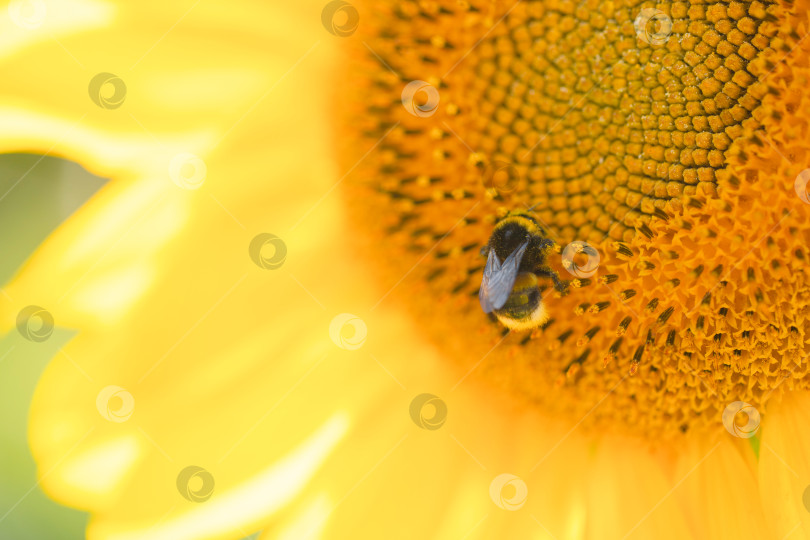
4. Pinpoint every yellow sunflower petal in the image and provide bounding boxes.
[675,434,770,539]
[584,436,692,538]
[0,0,365,537]
[758,391,810,538]
[314,390,593,539]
